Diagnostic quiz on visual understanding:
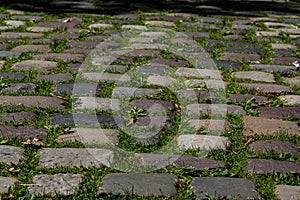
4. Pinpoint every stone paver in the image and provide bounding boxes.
[11,60,58,72]
[232,71,275,83]
[2,83,36,93]
[36,73,73,82]
[175,68,222,79]
[54,83,101,96]
[0,51,21,58]
[279,95,300,105]
[259,107,300,119]
[0,112,37,122]
[239,83,293,93]
[243,116,300,136]
[249,140,299,155]
[0,96,65,109]
[131,100,174,113]
[191,177,260,200]
[284,76,300,87]
[250,64,296,75]
[246,159,300,174]
[28,174,84,196]
[147,75,175,87]
[99,173,178,196]
[229,94,268,102]
[112,87,162,97]
[0,176,18,194]
[275,185,300,200]
[186,104,246,116]
[0,72,25,80]
[38,148,114,168]
[0,145,24,165]
[173,156,225,169]
[33,53,85,62]
[57,128,119,144]
[177,134,231,150]
[0,125,47,140]
[11,44,51,53]
[74,97,120,111]
[188,119,231,131]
